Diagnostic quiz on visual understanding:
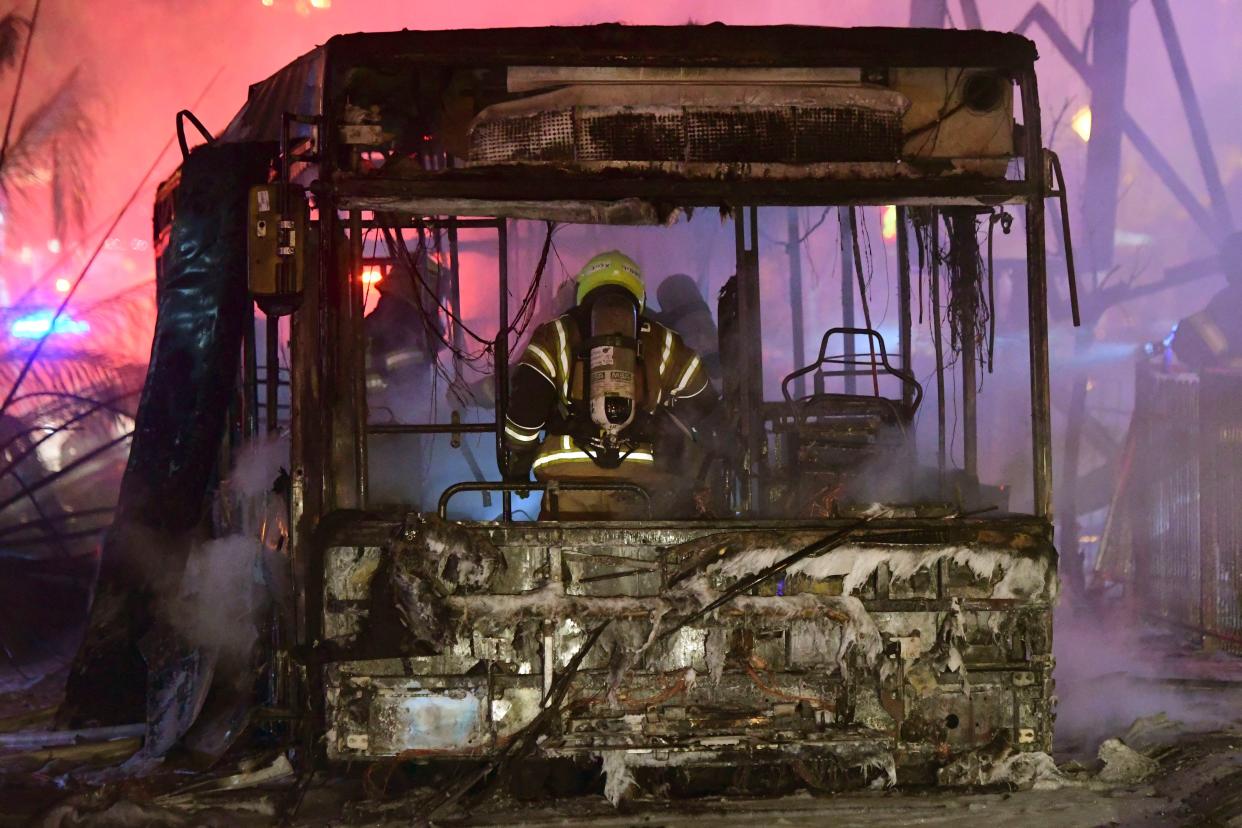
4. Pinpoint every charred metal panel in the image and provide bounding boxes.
[61,141,276,726]
[320,516,1056,781]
